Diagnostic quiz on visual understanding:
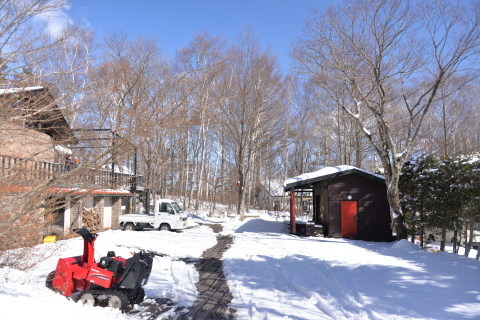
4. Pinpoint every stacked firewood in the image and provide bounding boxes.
[82,208,101,231]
